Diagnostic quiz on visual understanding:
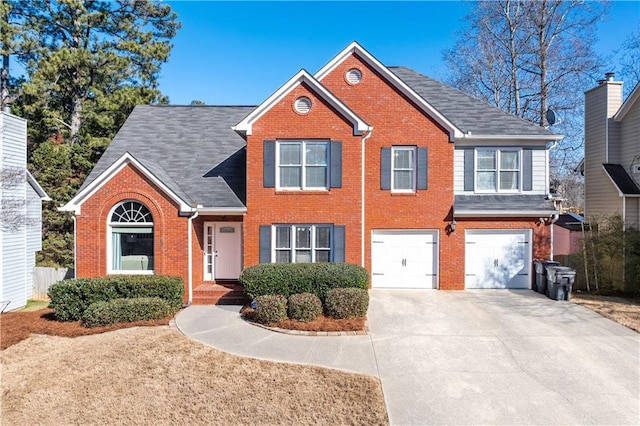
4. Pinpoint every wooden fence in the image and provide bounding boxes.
[32,267,75,300]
